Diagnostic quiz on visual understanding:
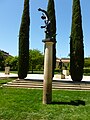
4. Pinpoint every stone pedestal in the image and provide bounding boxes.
[5,67,10,75]
[42,39,54,104]
[54,74,65,79]
[63,70,69,76]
